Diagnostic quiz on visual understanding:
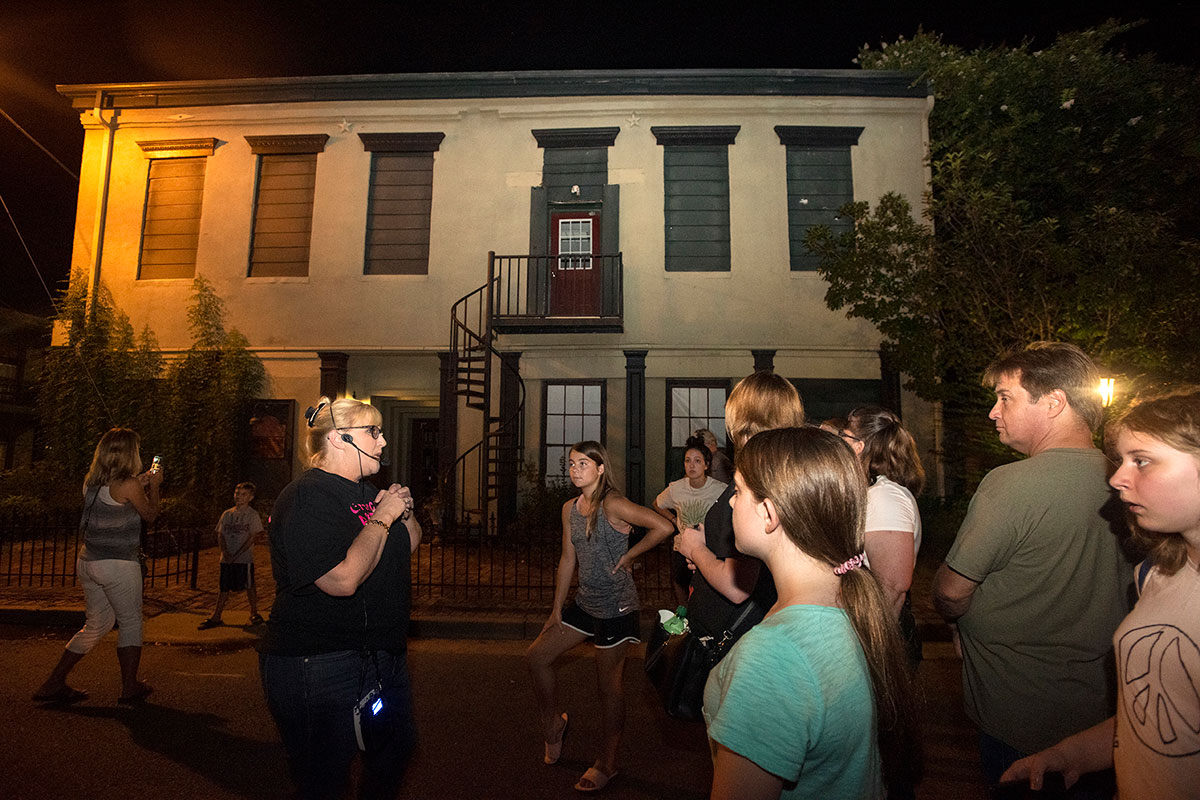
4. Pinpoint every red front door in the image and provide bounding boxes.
[549,212,602,316]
